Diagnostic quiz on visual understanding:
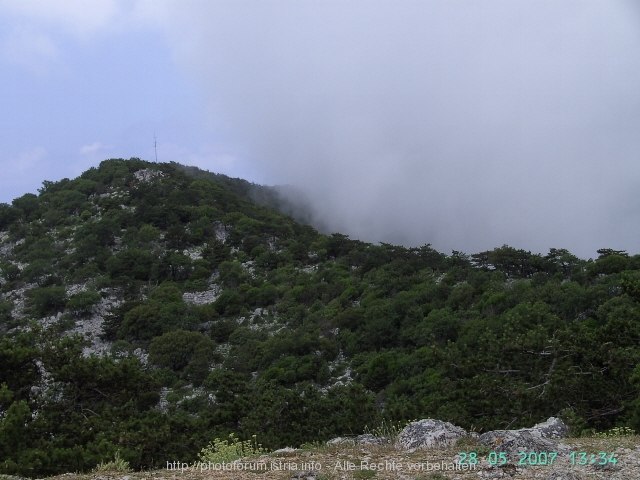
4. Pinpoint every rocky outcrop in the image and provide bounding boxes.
[392,416,569,456]
[182,288,220,305]
[479,417,570,456]
[395,419,469,450]
[327,417,570,460]
[133,169,166,183]
[524,416,569,438]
